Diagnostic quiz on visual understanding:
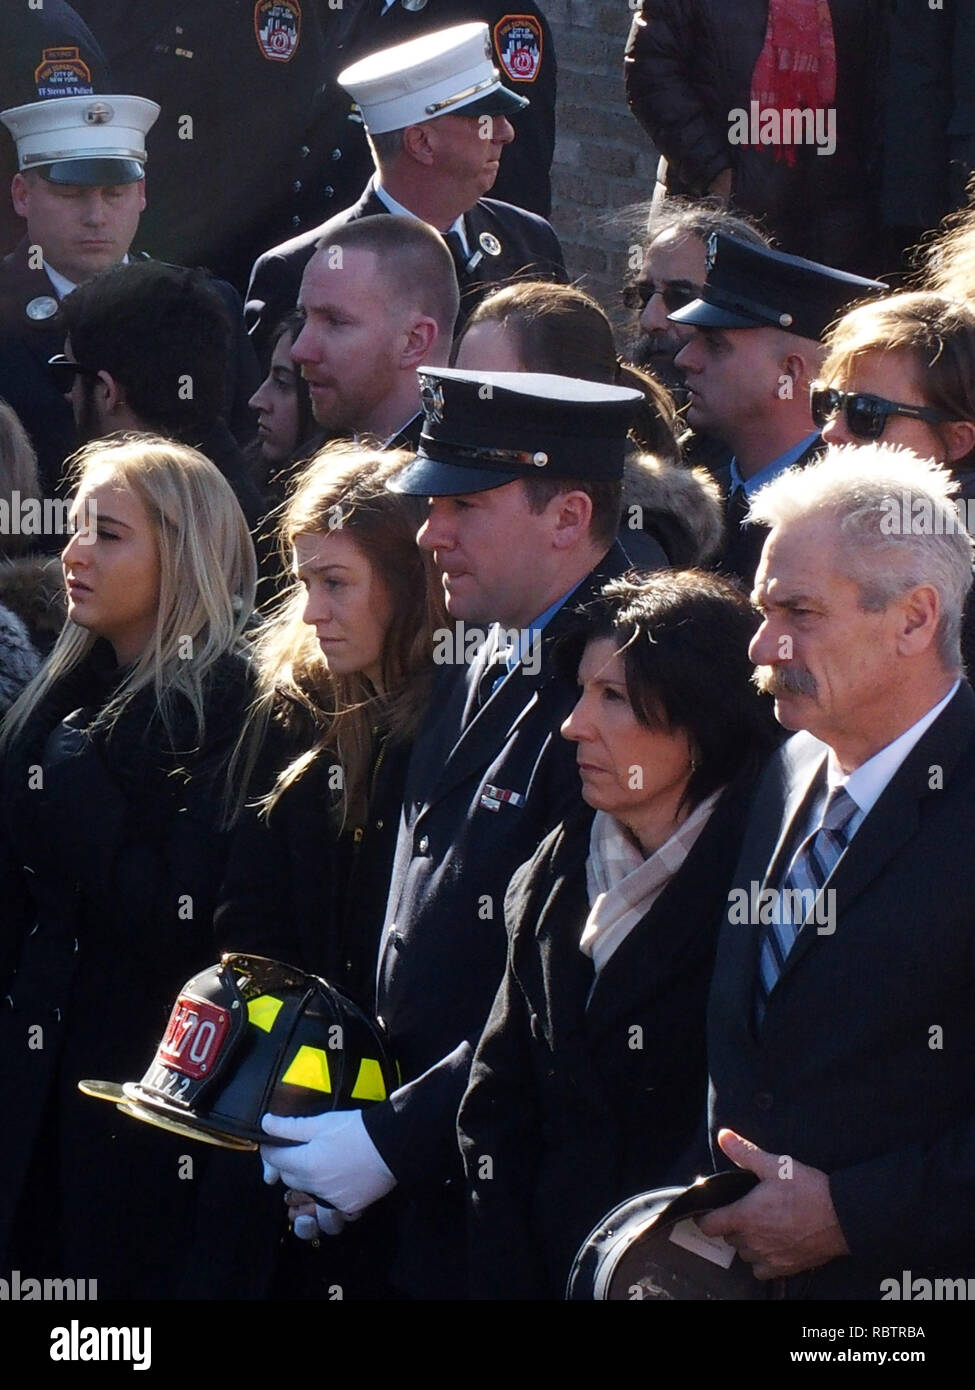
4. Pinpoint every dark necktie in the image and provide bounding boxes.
[754,784,858,1026]
[443,229,470,281]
